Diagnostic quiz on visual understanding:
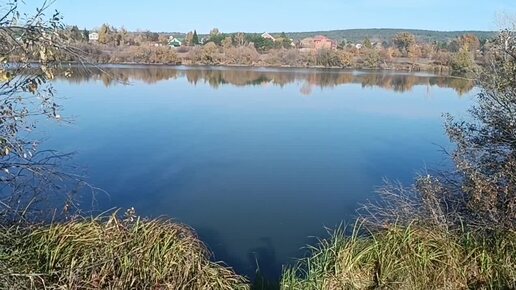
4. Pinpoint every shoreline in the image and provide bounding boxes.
[62,61,453,76]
